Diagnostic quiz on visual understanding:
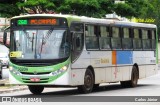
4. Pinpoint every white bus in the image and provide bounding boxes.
[3,14,158,94]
